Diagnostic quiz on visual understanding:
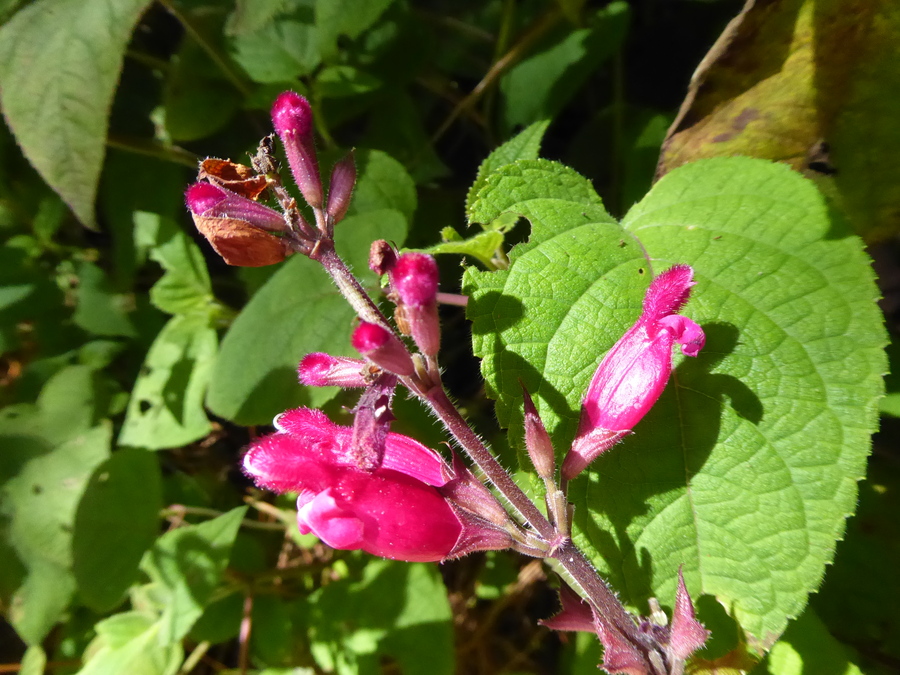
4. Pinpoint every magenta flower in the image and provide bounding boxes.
[390,252,441,356]
[562,265,705,480]
[351,321,415,376]
[243,408,508,562]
